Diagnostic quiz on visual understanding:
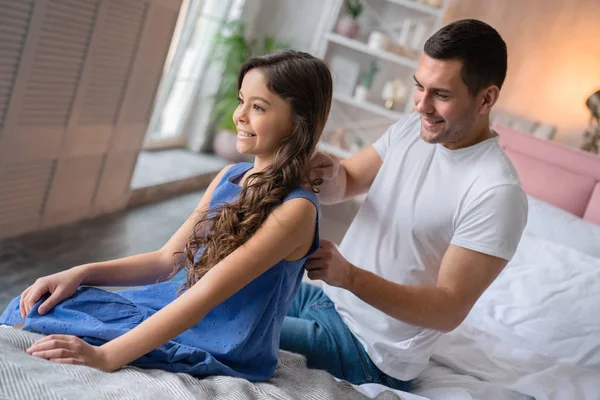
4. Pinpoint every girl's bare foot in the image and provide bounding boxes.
[12,323,24,329]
